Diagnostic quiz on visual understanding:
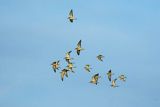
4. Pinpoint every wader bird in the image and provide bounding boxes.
[64,51,73,63]
[75,40,84,55]
[107,69,113,81]
[118,75,127,82]
[60,69,69,81]
[111,78,118,88]
[90,73,101,85]
[84,64,92,72]
[68,9,76,23]
[51,60,60,73]
[67,62,76,73]
[97,55,104,61]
